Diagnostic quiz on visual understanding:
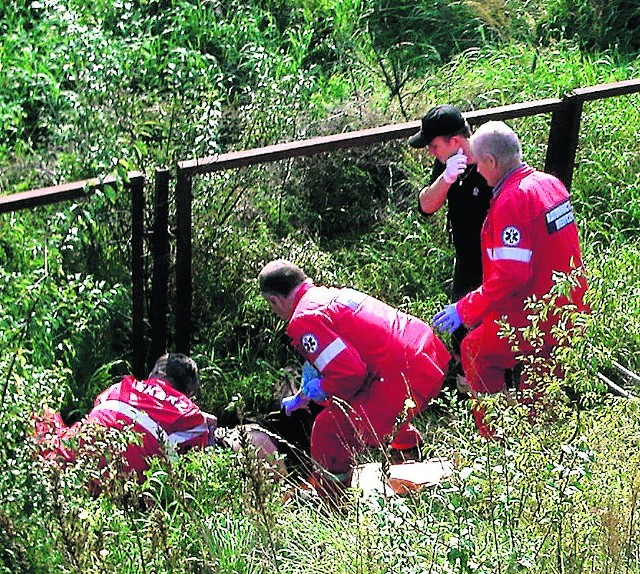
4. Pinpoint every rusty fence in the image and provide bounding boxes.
[172,78,640,354]
[0,173,147,377]
[2,78,639,369]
